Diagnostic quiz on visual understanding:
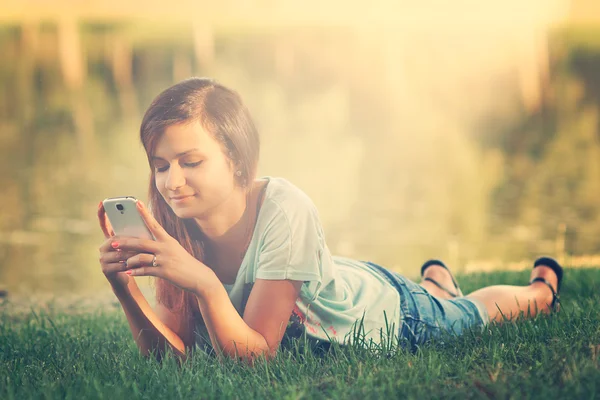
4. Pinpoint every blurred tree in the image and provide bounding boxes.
[486,28,600,259]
